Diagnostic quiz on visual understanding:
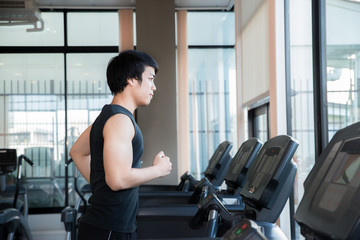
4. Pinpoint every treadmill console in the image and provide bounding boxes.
[295,122,360,239]
[0,149,17,175]
[224,138,262,191]
[204,141,233,186]
[177,141,232,191]
[240,135,299,222]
